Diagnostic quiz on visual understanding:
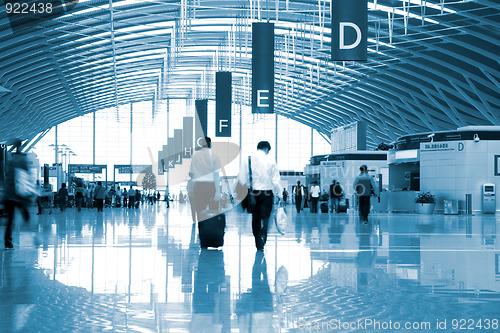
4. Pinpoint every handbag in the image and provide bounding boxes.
[246,156,257,213]
[274,203,287,235]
